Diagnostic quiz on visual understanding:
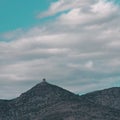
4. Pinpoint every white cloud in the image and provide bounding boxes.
[37,0,94,18]
[58,0,118,26]
[85,61,94,69]
[91,0,118,15]
[0,0,120,99]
